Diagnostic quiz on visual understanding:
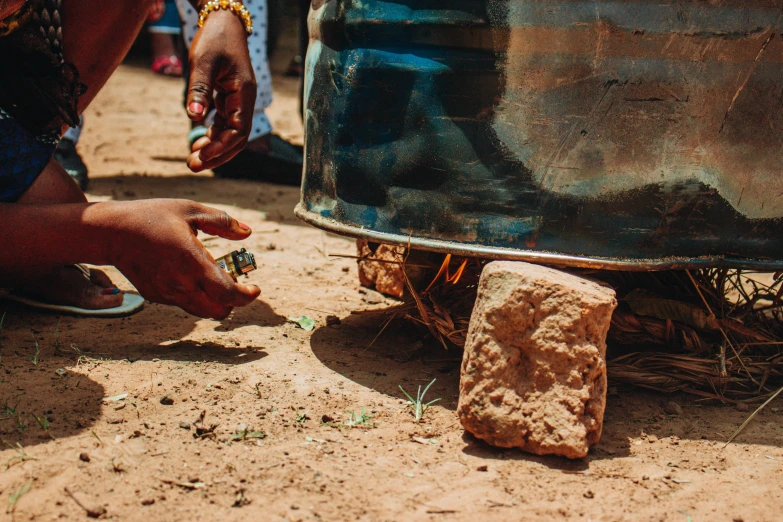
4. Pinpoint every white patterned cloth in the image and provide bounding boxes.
[175,0,274,141]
